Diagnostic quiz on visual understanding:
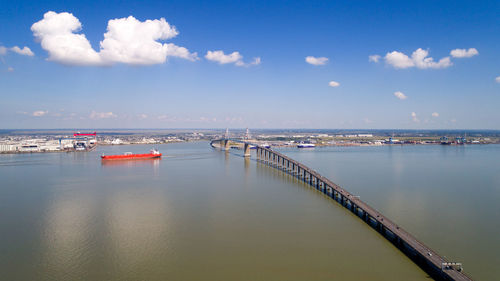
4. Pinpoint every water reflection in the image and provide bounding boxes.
[41,189,97,279]
[107,187,171,272]
[101,158,161,168]
[256,162,308,189]
[101,159,160,176]
[244,157,250,180]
